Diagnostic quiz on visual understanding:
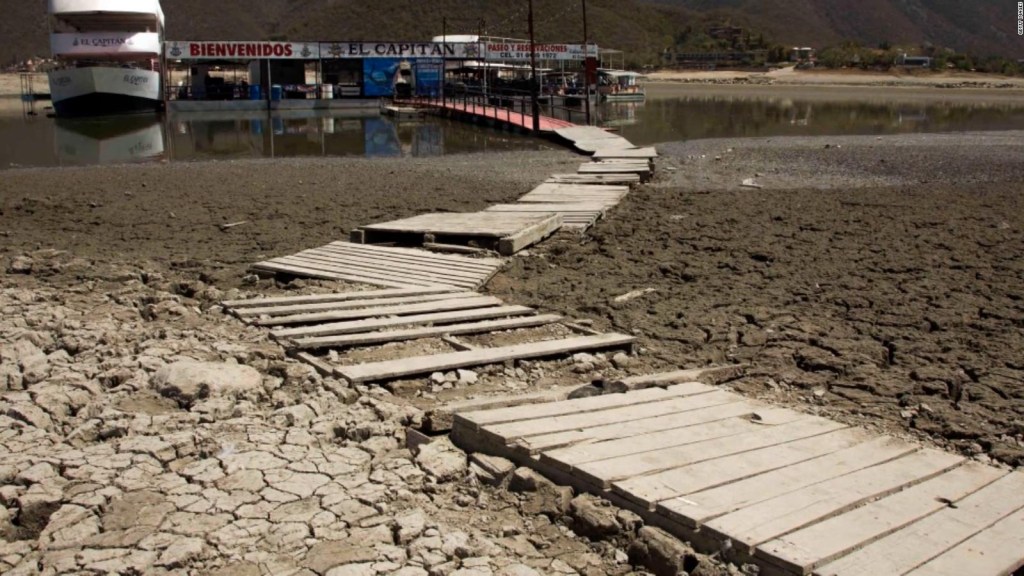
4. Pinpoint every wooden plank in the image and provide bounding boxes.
[519,400,759,454]
[483,390,743,446]
[362,212,556,237]
[817,471,1024,576]
[758,462,1007,575]
[292,351,335,376]
[261,256,475,289]
[305,246,492,280]
[497,213,564,256]
[608,367,746,392]
[429,382,587,434]
[573,138,637,153]
[336,333,636,384]
[324,241,504,268]
[579,163,651,175]
[593,147,659,160]
[457,382,717,429]
[277,253,485,287]
[655,435,917,528]
[291,314,563,350]
[548,173,641,185]
[485,203,608,214]
[235,291,481,318]
[422,242,495,256]
[906,501,1024,576]
[569,418,847,489]
[272,305,537,339]
[555,126,623,141]
[702,449,965,554]
[541,406,804,474]
[222,286,459,309]
[612,428,890,511]
[528,182,630,195]
[316,242,501,273]
[293,251,488,286]
[249,261,421,288]
[256,296,504,327]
